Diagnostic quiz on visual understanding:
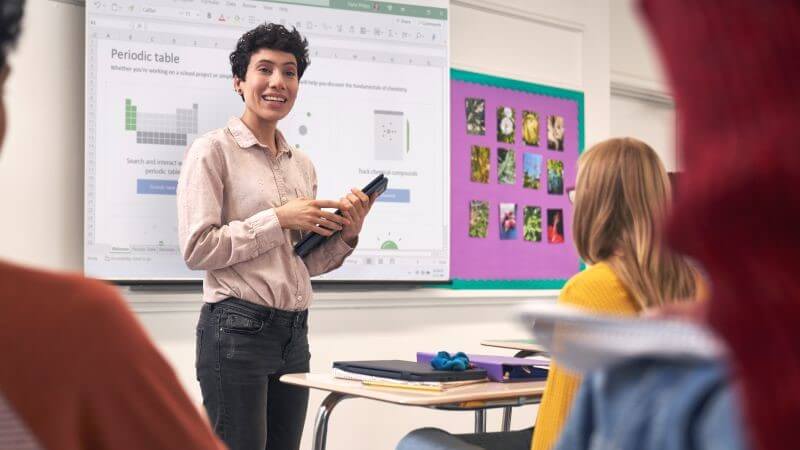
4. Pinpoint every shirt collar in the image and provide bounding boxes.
[226,116,293,156]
